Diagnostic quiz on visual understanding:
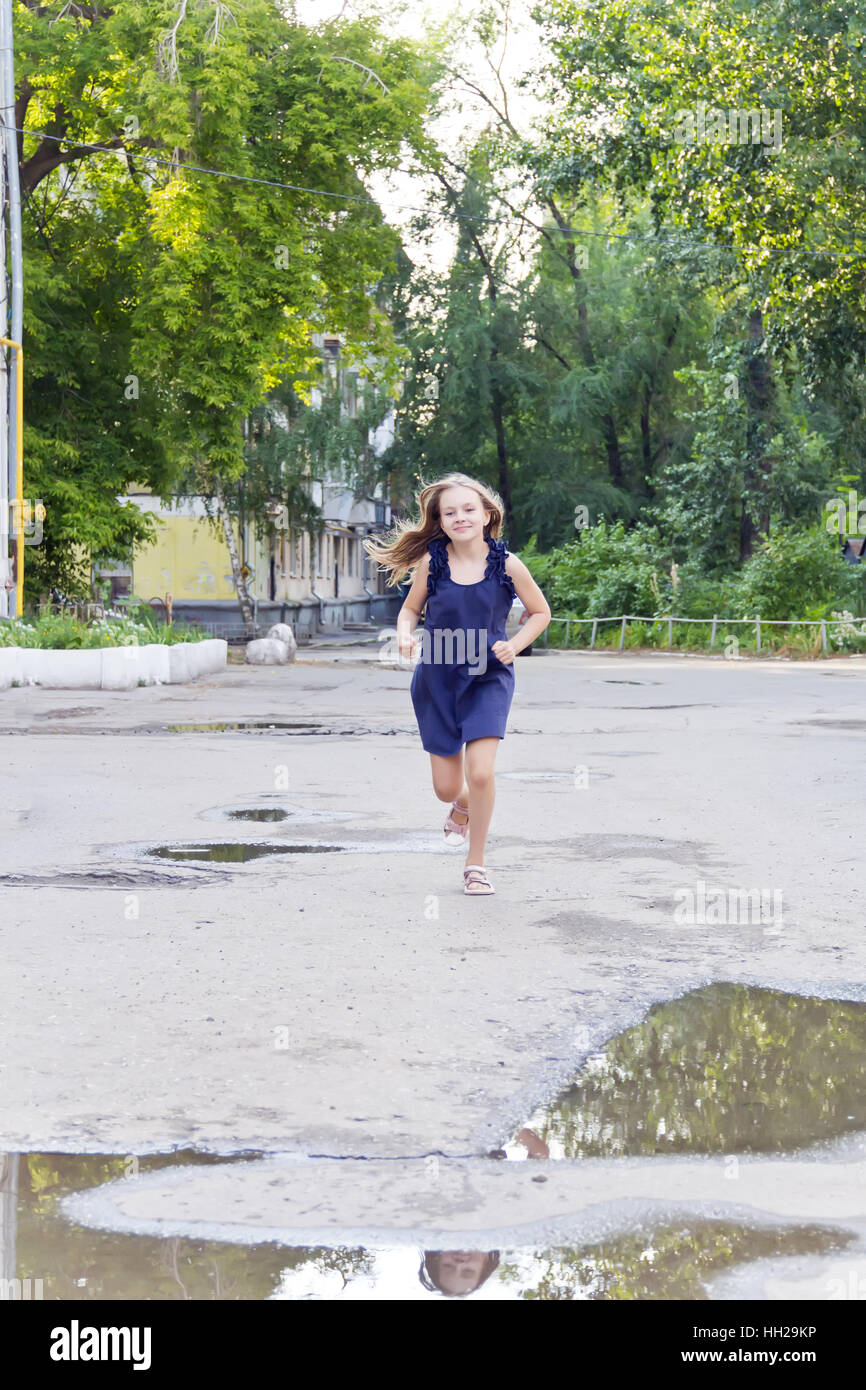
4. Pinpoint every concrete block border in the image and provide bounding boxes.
[0,638,227,691]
